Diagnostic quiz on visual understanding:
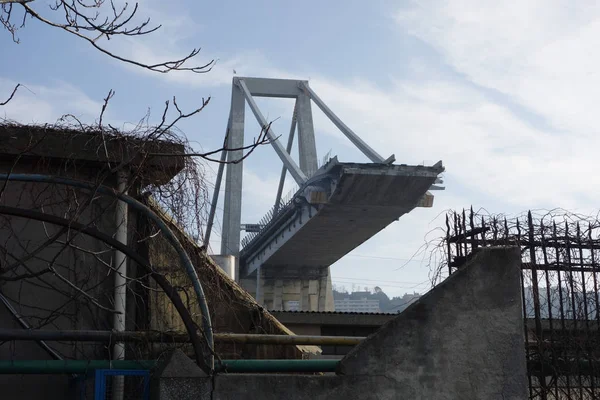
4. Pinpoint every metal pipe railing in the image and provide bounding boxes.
[0,205,207,371]
[215,333,363,346]
[0,173,214,371]
[0,329,365,346]
[0,359,340,374]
